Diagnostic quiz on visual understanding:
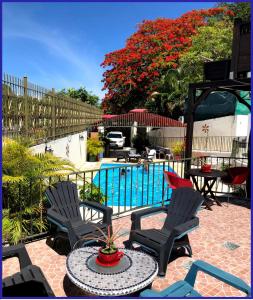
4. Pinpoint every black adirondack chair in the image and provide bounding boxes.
[45,181,113,249]
[2,243,55,297]
[124,187,204,276]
